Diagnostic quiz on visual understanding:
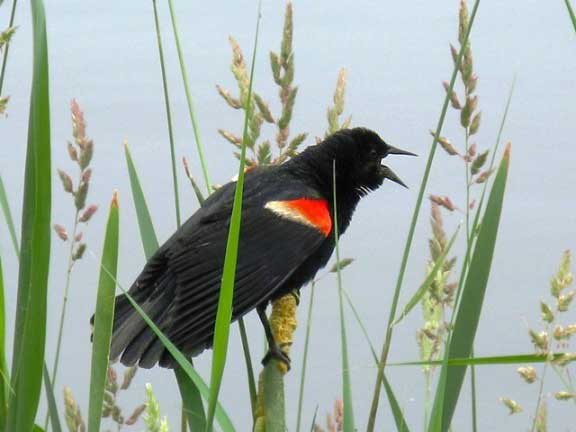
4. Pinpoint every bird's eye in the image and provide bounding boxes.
[369,149,378,158]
